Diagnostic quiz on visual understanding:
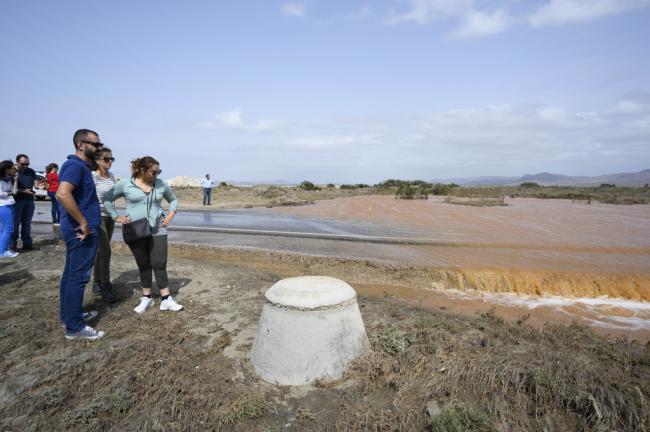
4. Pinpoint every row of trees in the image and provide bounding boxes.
[298,179,459,199]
